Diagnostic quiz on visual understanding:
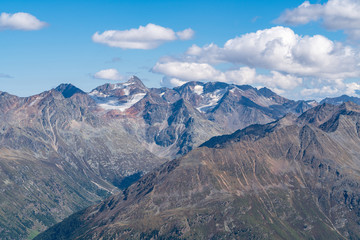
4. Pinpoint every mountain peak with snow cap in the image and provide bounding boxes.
[89,76,149,112]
